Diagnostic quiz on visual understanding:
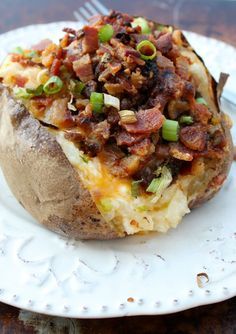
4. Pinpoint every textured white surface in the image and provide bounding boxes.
[0,22,235,318]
